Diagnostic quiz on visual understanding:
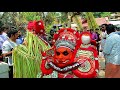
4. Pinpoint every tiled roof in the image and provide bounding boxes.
[82,18,110,27]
